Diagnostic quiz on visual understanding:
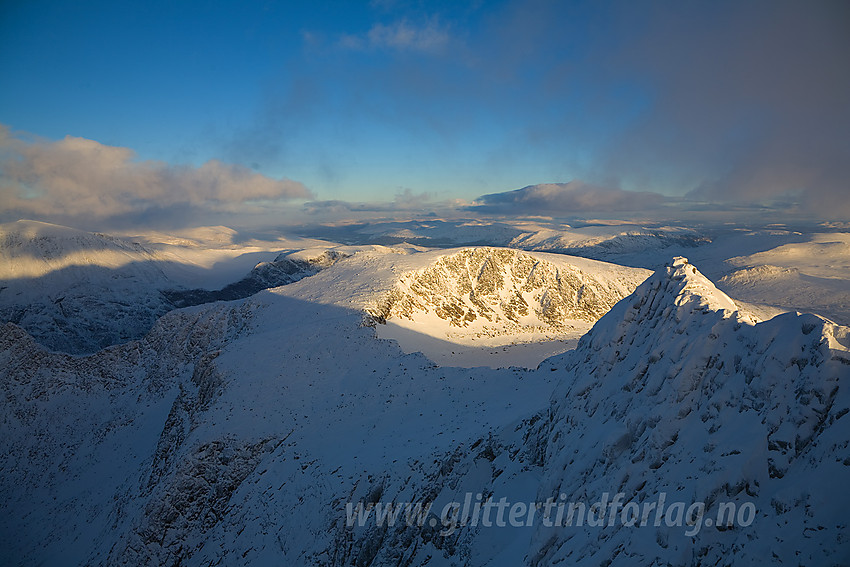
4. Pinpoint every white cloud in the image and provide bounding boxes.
[339,19,451,53]
[0,125,311,222]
